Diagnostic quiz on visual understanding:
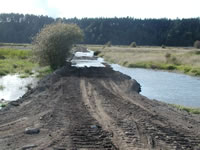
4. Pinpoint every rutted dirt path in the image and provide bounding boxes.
[0,66,200,150]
